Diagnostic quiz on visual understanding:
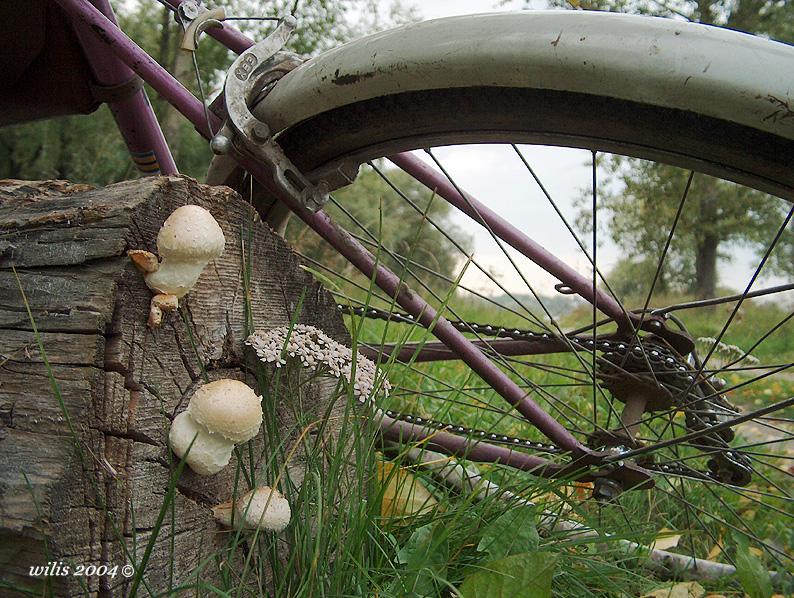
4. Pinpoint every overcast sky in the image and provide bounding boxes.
[347,1,610,299]
[403,0,530,19]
